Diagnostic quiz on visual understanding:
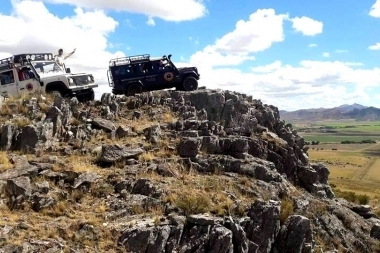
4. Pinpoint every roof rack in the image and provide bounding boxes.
[109,54,151,66]
[0,57,13,65]
[0,53,54,65]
